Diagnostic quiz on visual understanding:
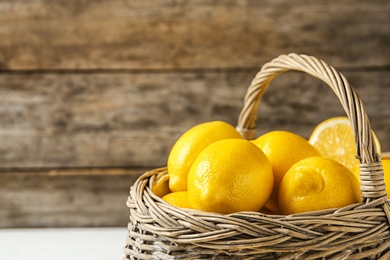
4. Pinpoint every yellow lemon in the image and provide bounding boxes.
[252,131,320,214]
[309,116,381,179]
[279,157,361,215]
[162,191,192,209]
[152,174,171,198]
[382,157,390,198]
[168,121,242,192]
[187,139,273,214]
